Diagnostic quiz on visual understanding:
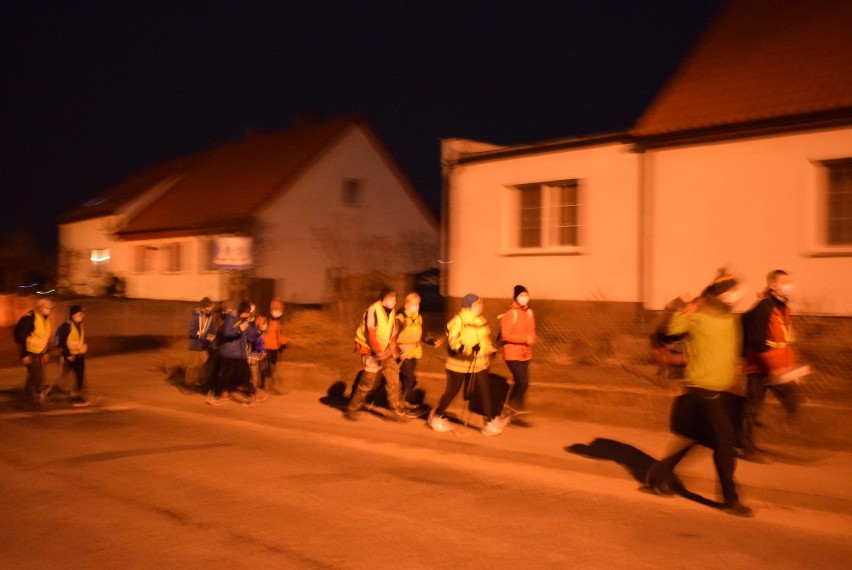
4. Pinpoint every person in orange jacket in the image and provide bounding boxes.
[263,297,288,393]
[499,285,536,427]
[741,269,805,460]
